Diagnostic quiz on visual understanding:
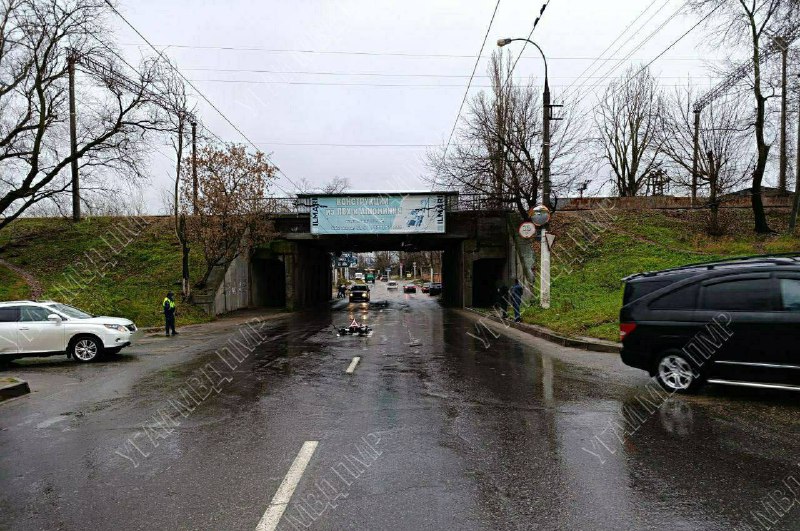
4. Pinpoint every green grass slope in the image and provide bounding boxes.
[0,264,29,300]
[0,217,212,328]
[521,209,800,342]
